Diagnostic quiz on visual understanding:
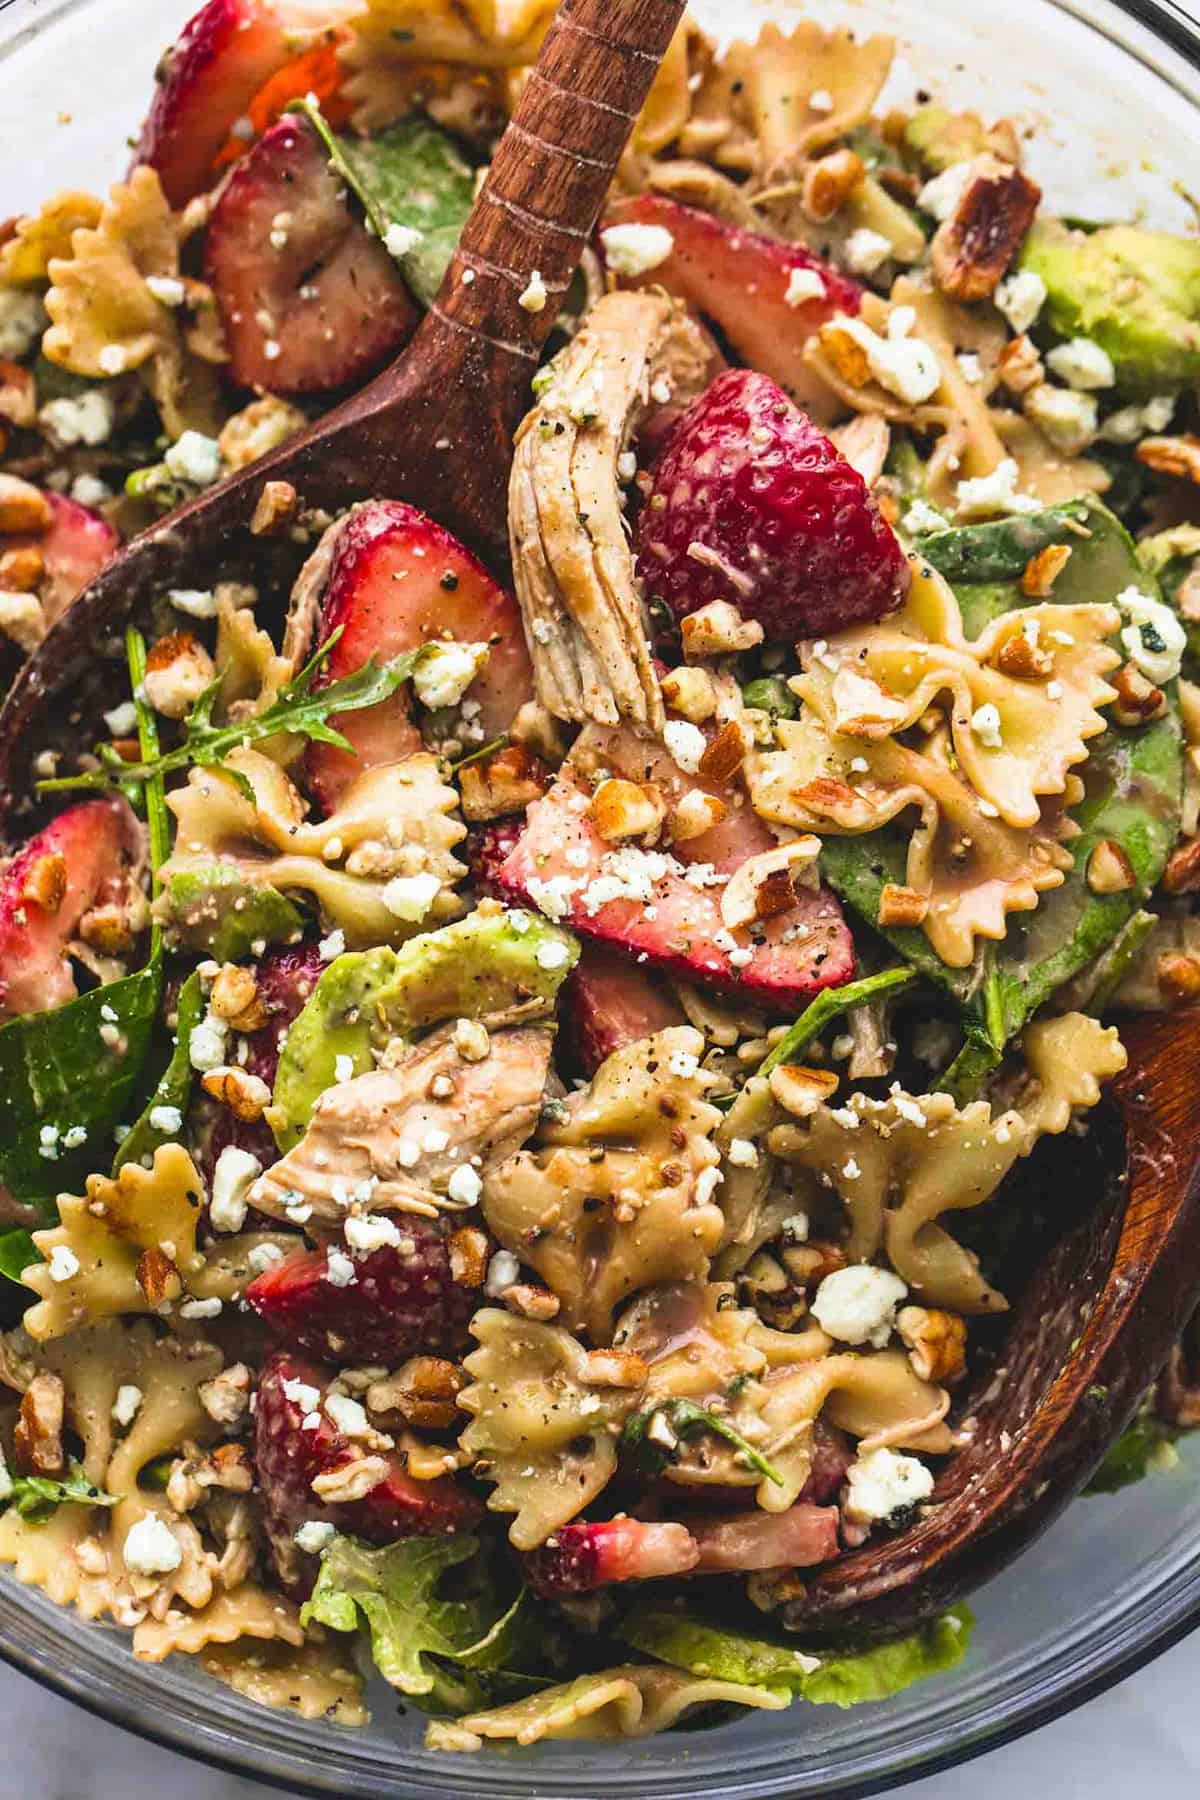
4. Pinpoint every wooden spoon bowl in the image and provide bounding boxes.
[1,0,1200,1651]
